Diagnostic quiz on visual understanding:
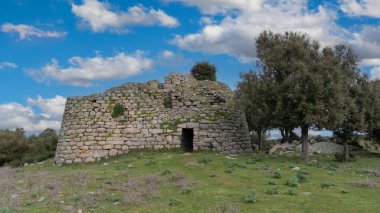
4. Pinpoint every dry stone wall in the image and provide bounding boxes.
[54,73,251,166]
